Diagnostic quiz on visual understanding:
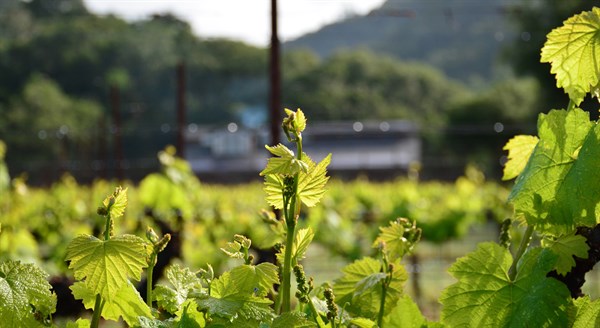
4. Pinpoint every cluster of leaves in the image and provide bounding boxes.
[439,7,600,327]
